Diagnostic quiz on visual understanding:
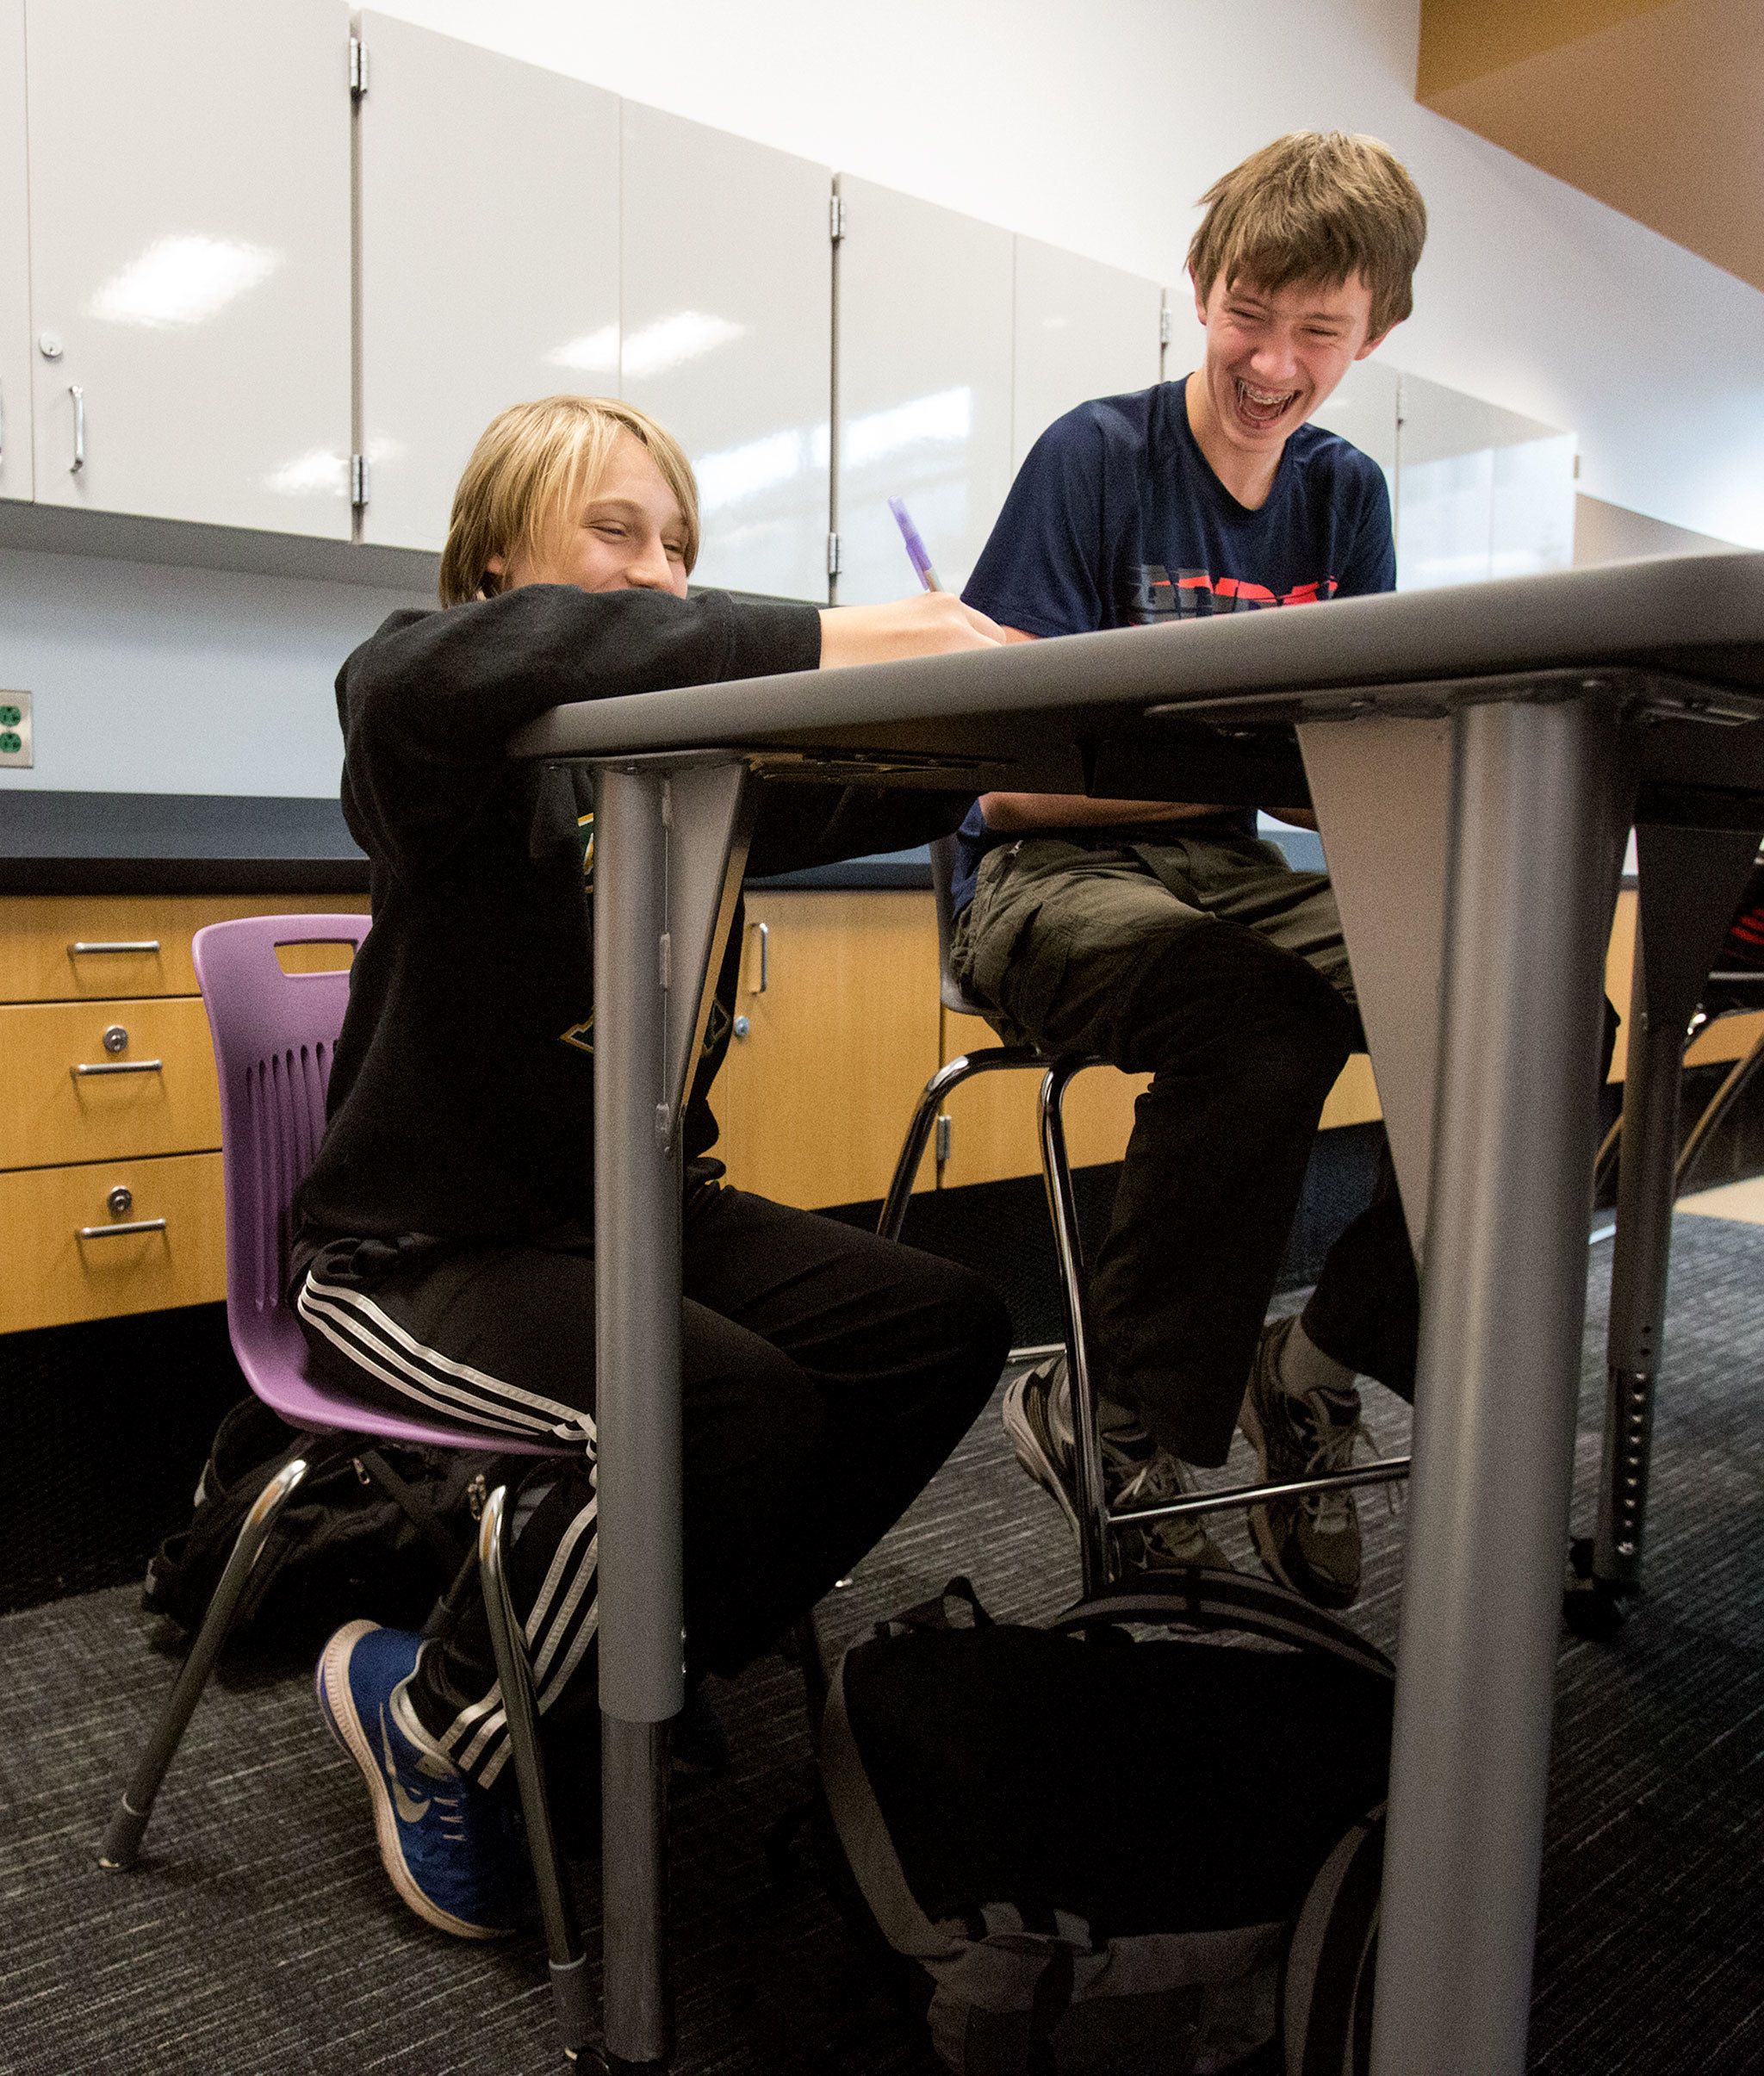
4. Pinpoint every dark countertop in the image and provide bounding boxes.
[0,790,937,895]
